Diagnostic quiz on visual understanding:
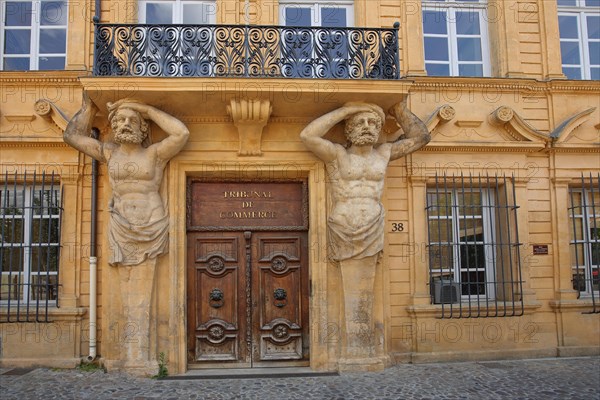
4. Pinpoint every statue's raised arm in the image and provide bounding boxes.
[387,98,431,160]
[63,92,105,162]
